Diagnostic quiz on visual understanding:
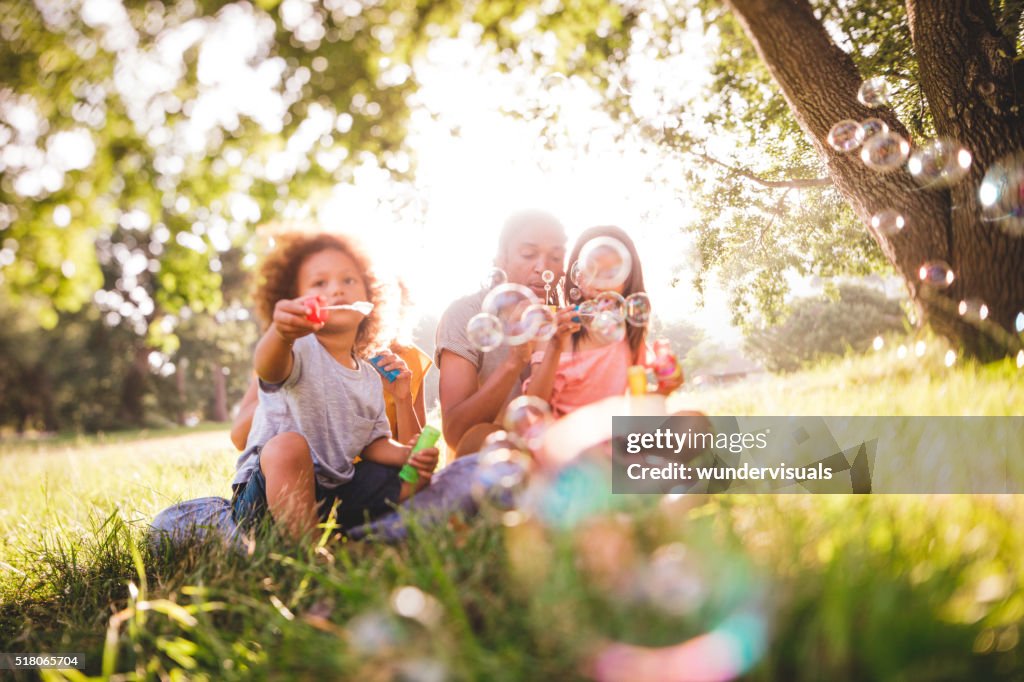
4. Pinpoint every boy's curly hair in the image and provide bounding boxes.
[252,231,394,357]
